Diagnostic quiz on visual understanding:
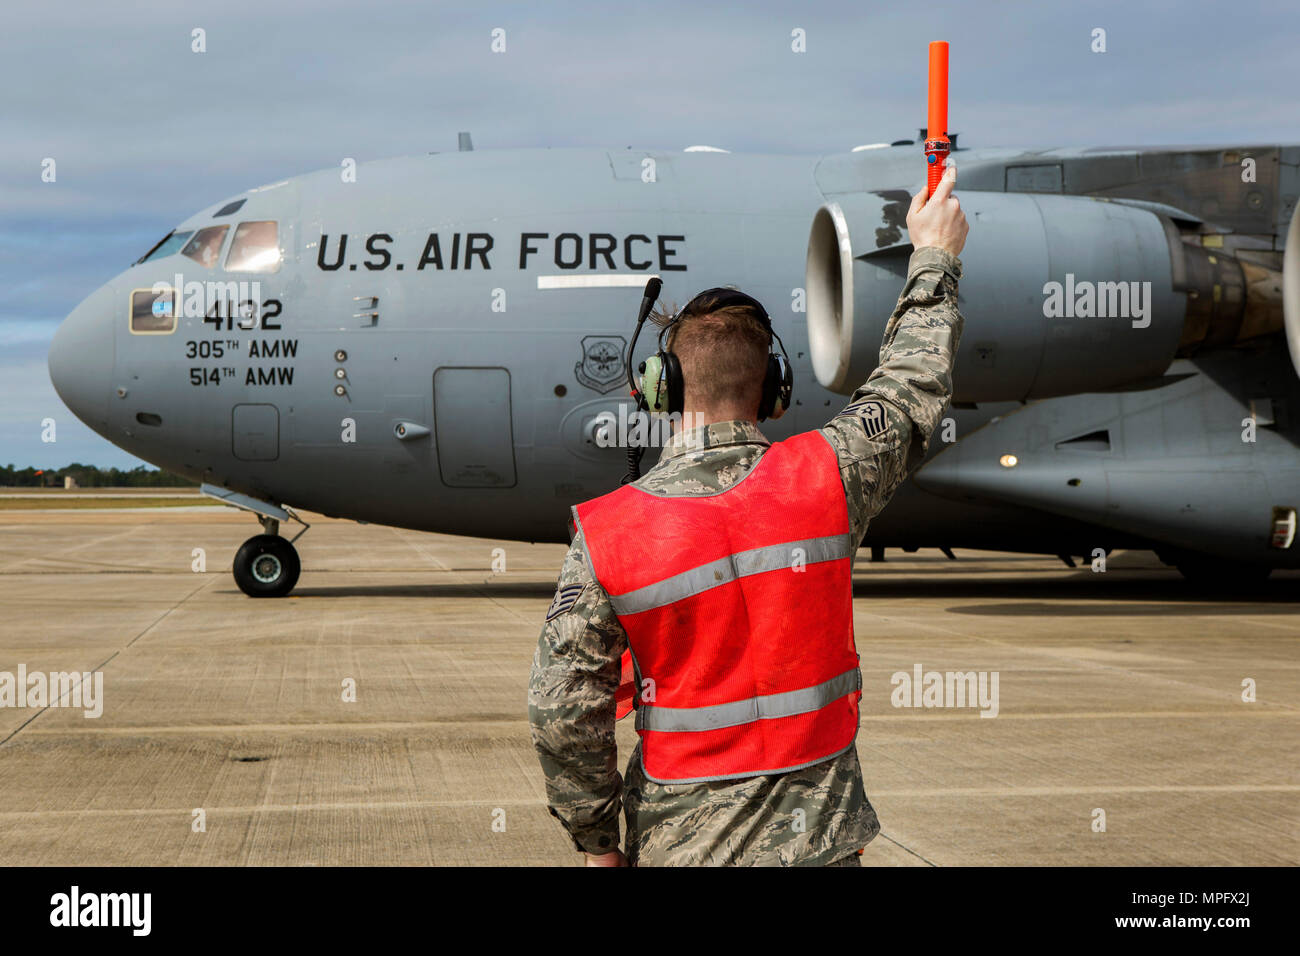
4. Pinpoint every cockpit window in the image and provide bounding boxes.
[131,288,176,334]
[181,225,229,269]
[137,230,193,264]
[224,221,281,273]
